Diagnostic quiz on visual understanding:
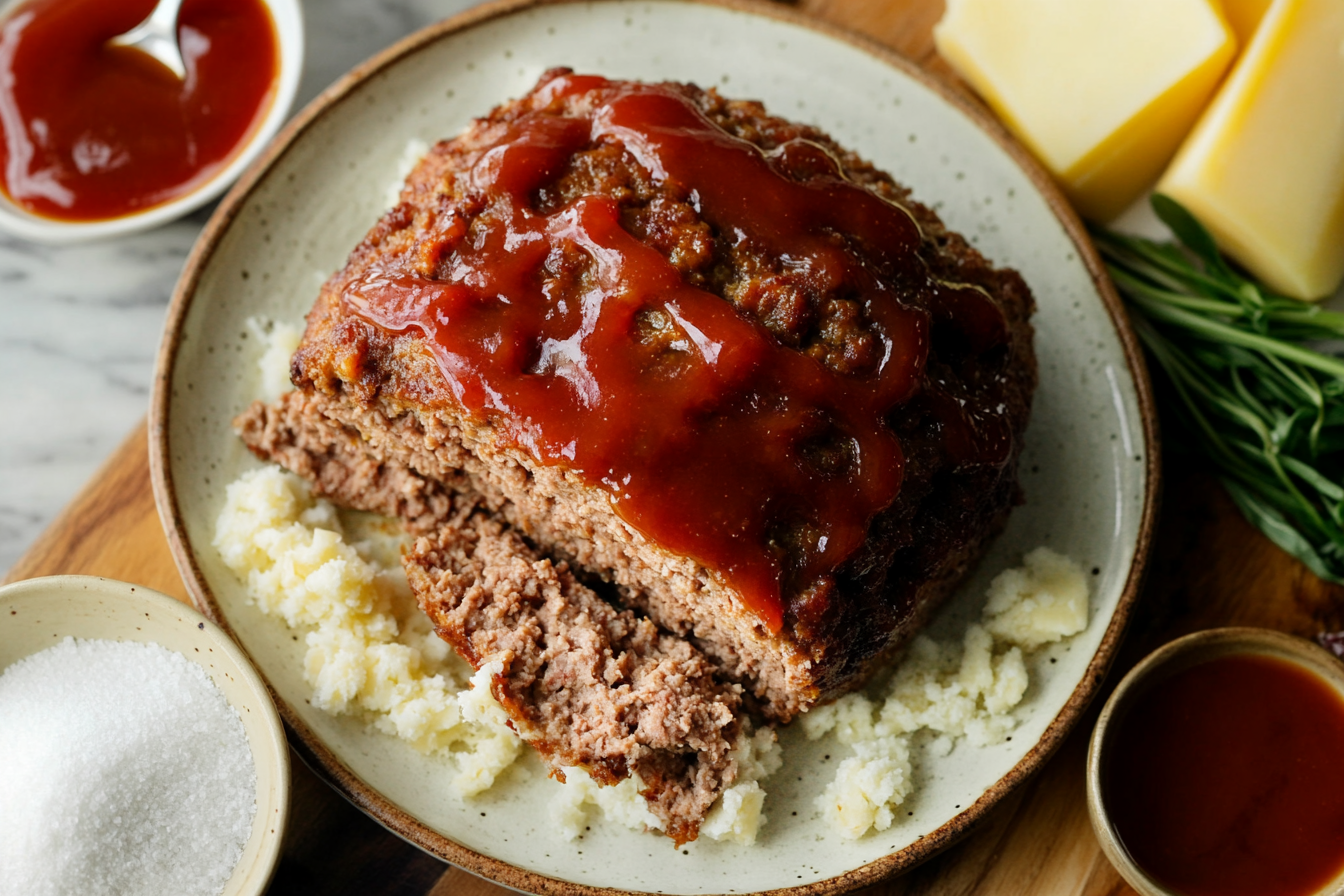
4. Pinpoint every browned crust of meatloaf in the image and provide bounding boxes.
[237,72,1036,724]
[404,507,741,846]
